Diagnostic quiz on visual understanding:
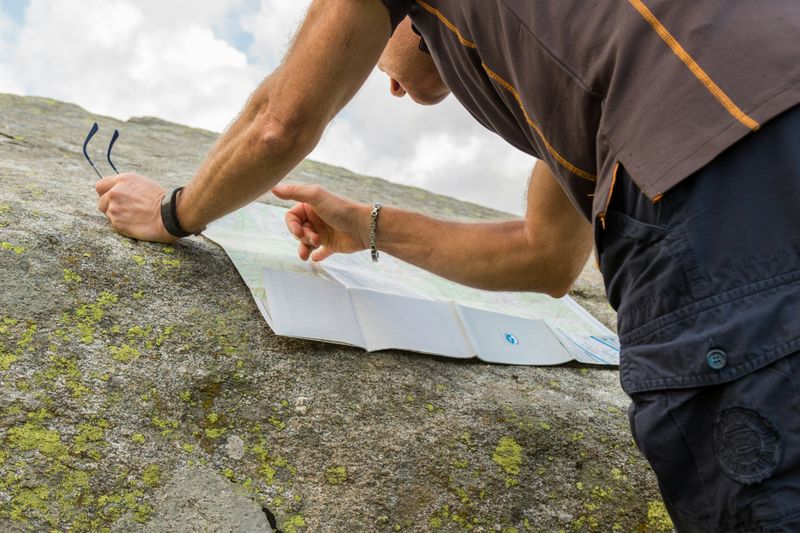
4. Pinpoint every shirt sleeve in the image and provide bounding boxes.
[379,0,413,33]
